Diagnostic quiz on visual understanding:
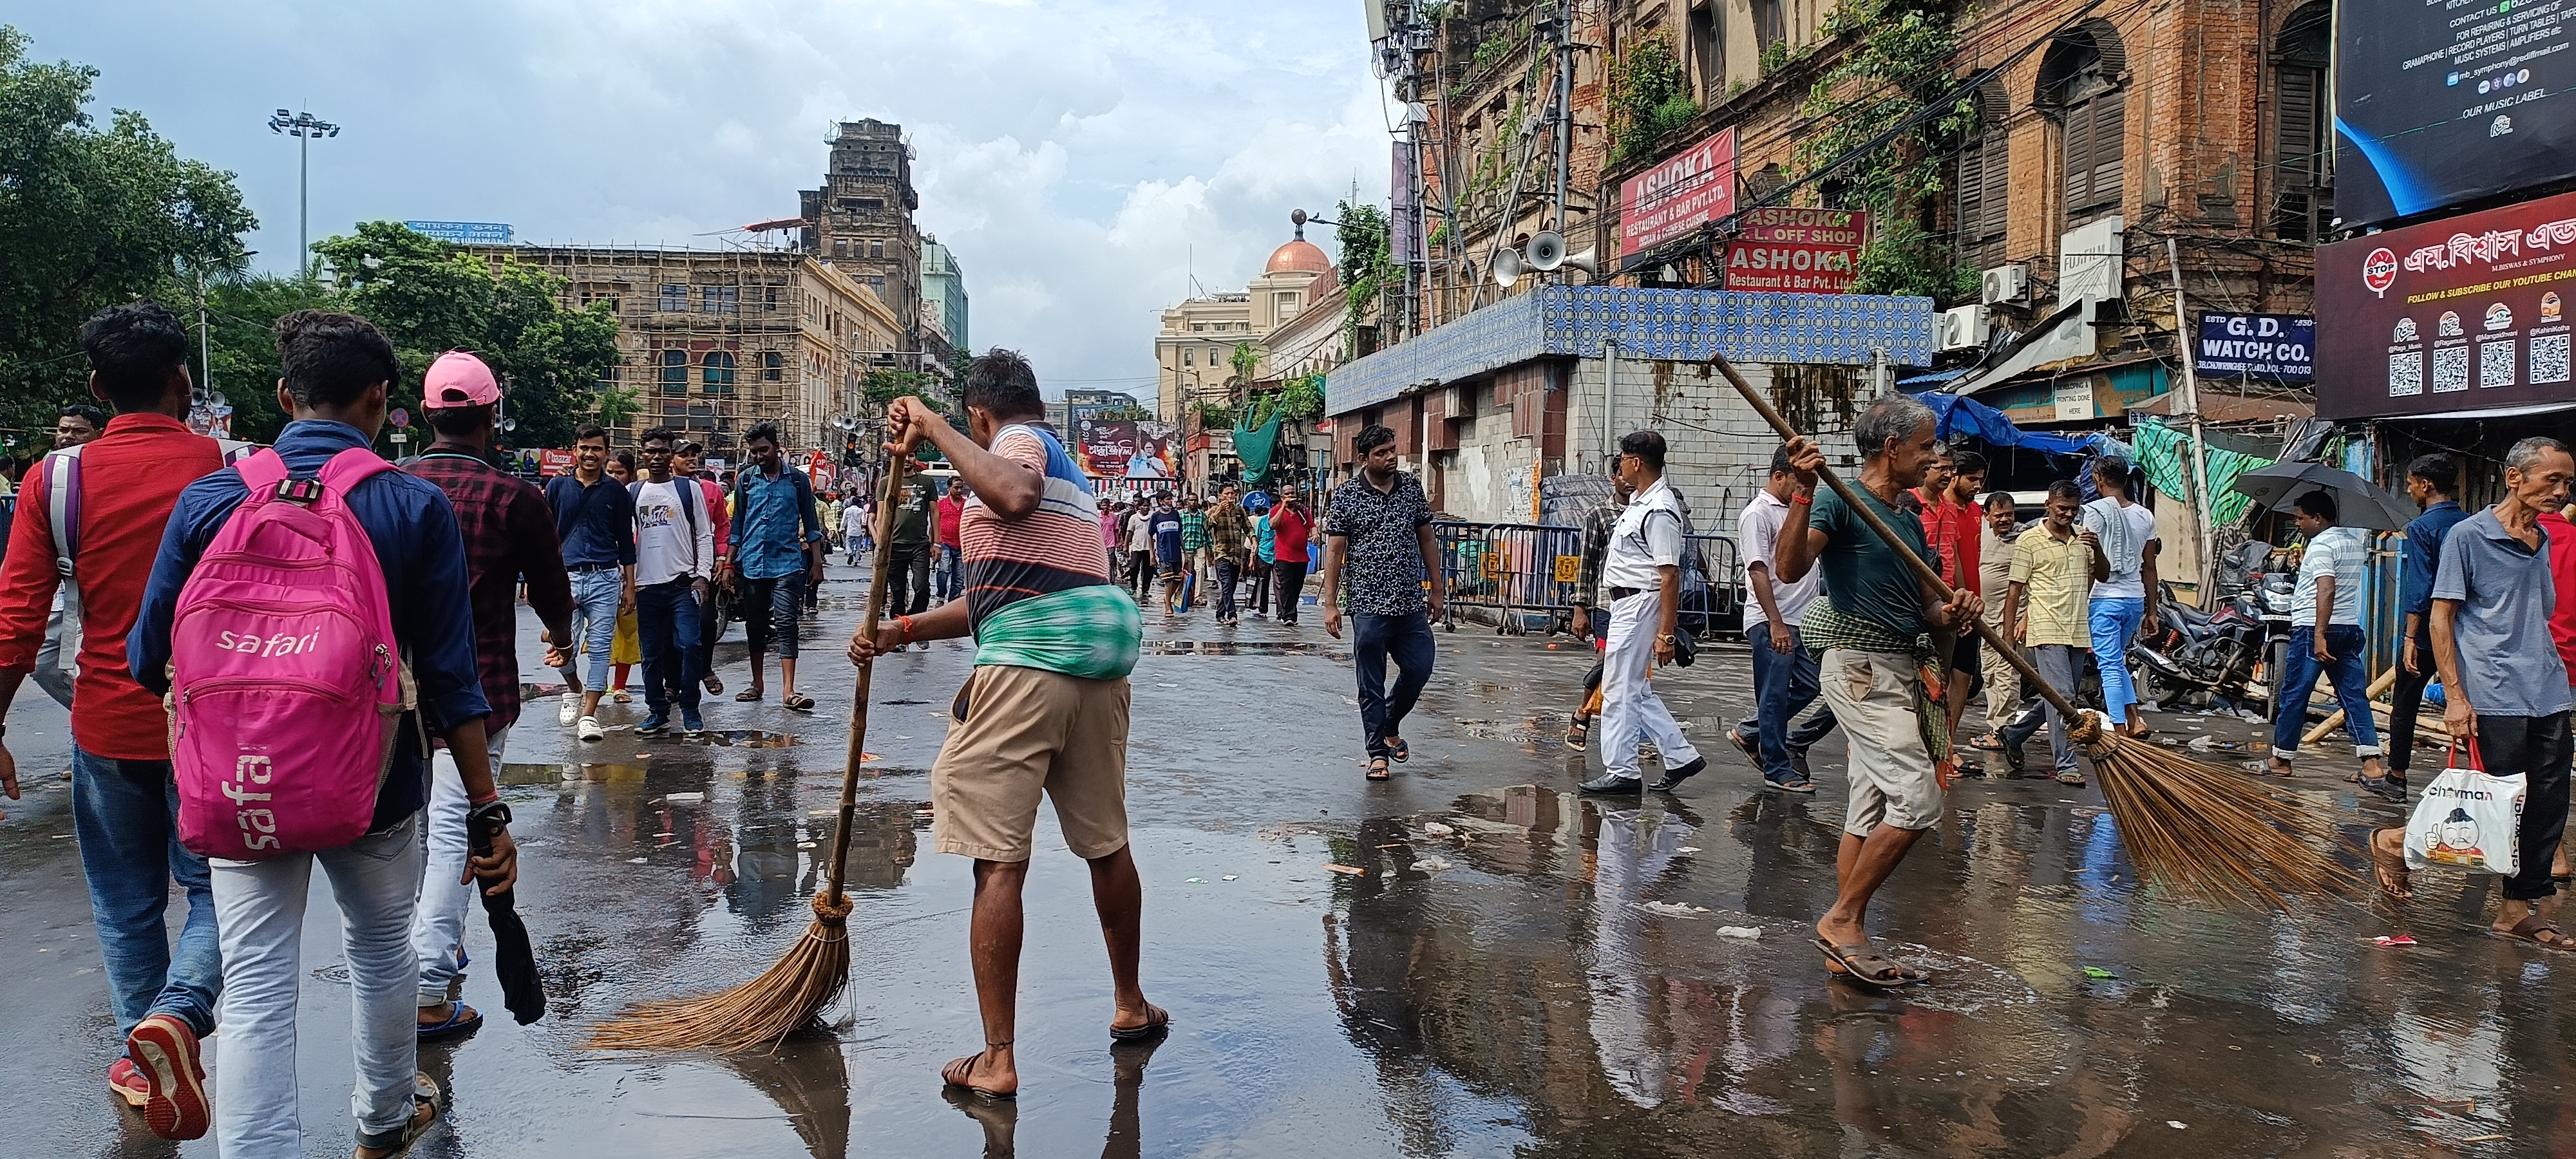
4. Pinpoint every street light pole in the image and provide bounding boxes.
[267,108,341,278]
